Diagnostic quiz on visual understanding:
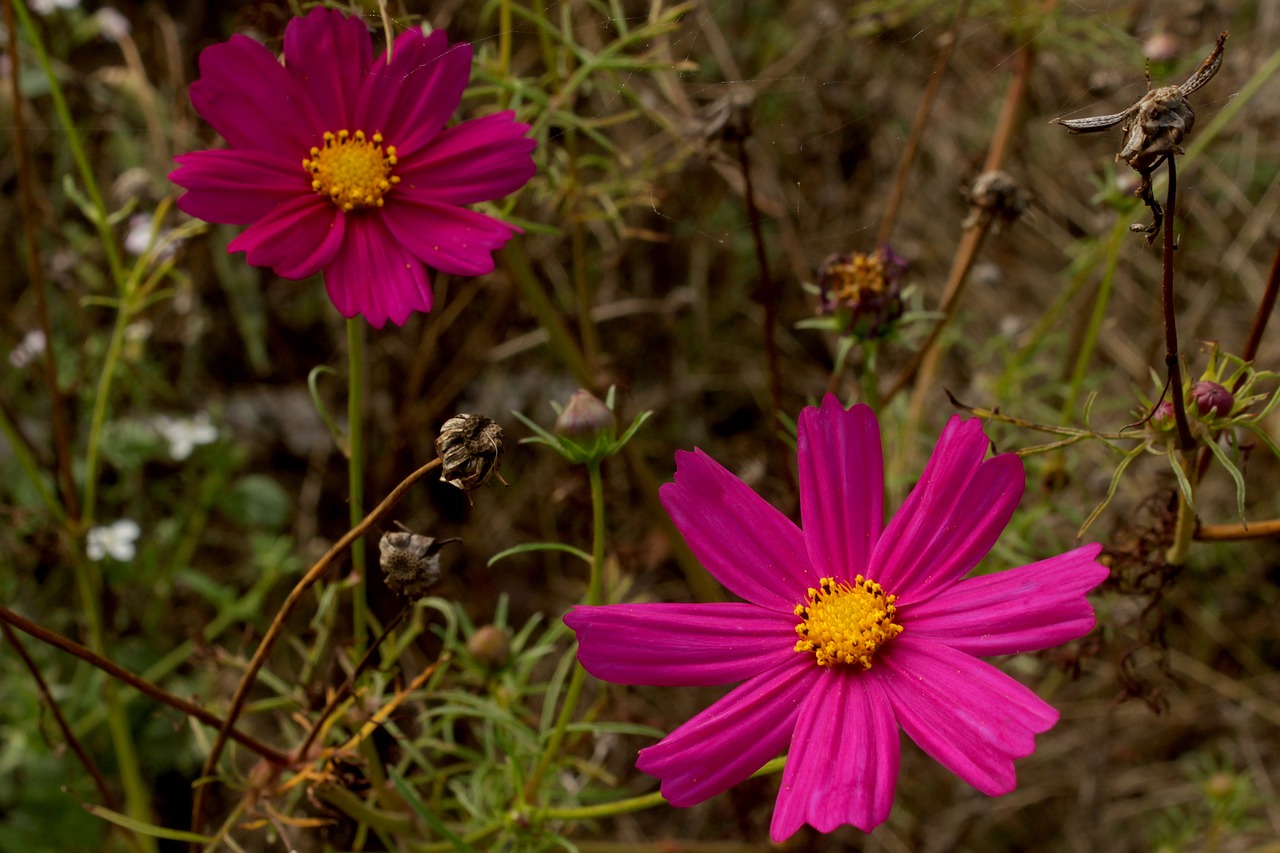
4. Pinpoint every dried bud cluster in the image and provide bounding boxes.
[436,414,506,493]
